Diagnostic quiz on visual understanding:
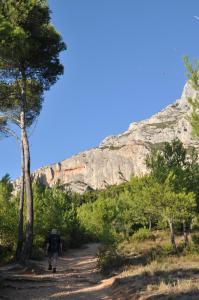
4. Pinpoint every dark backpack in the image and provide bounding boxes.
[48,233,60,253]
